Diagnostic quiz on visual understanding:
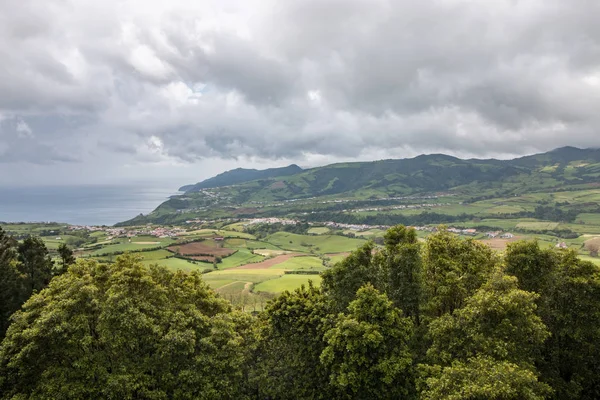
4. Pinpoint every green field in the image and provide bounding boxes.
[274,256,325,271]
[254,275,322,293]
[307,227,330,235]
[578,255,600,265]
[265,232,366,254]
[142,257,205,272]
[202,268,285,286]
[218,249,264,269]
[516,222,560,230]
